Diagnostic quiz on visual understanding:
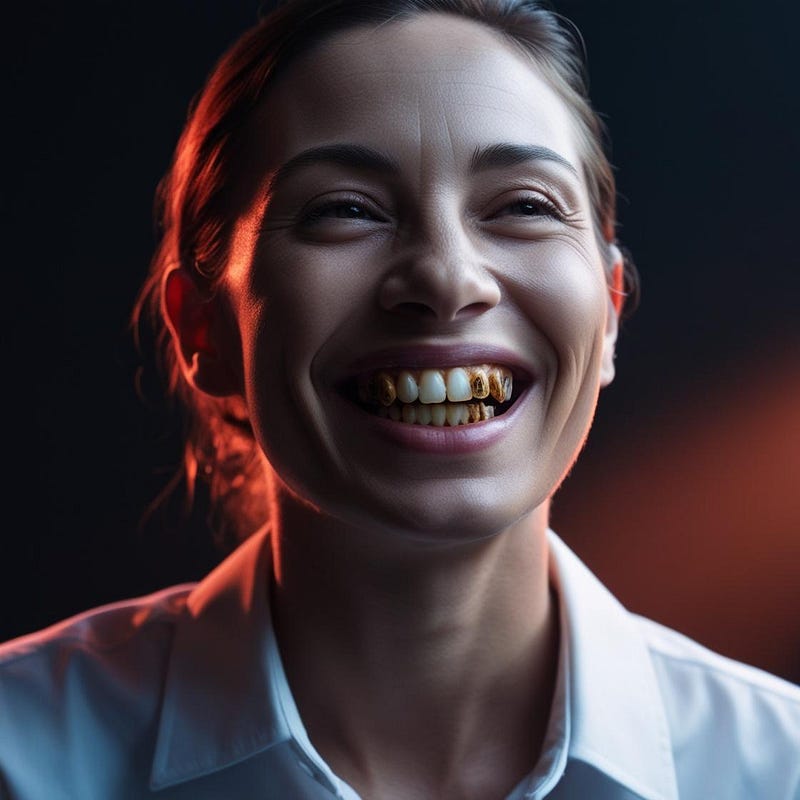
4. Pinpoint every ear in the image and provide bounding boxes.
[162,267,242,397]
[599,244,624,388]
